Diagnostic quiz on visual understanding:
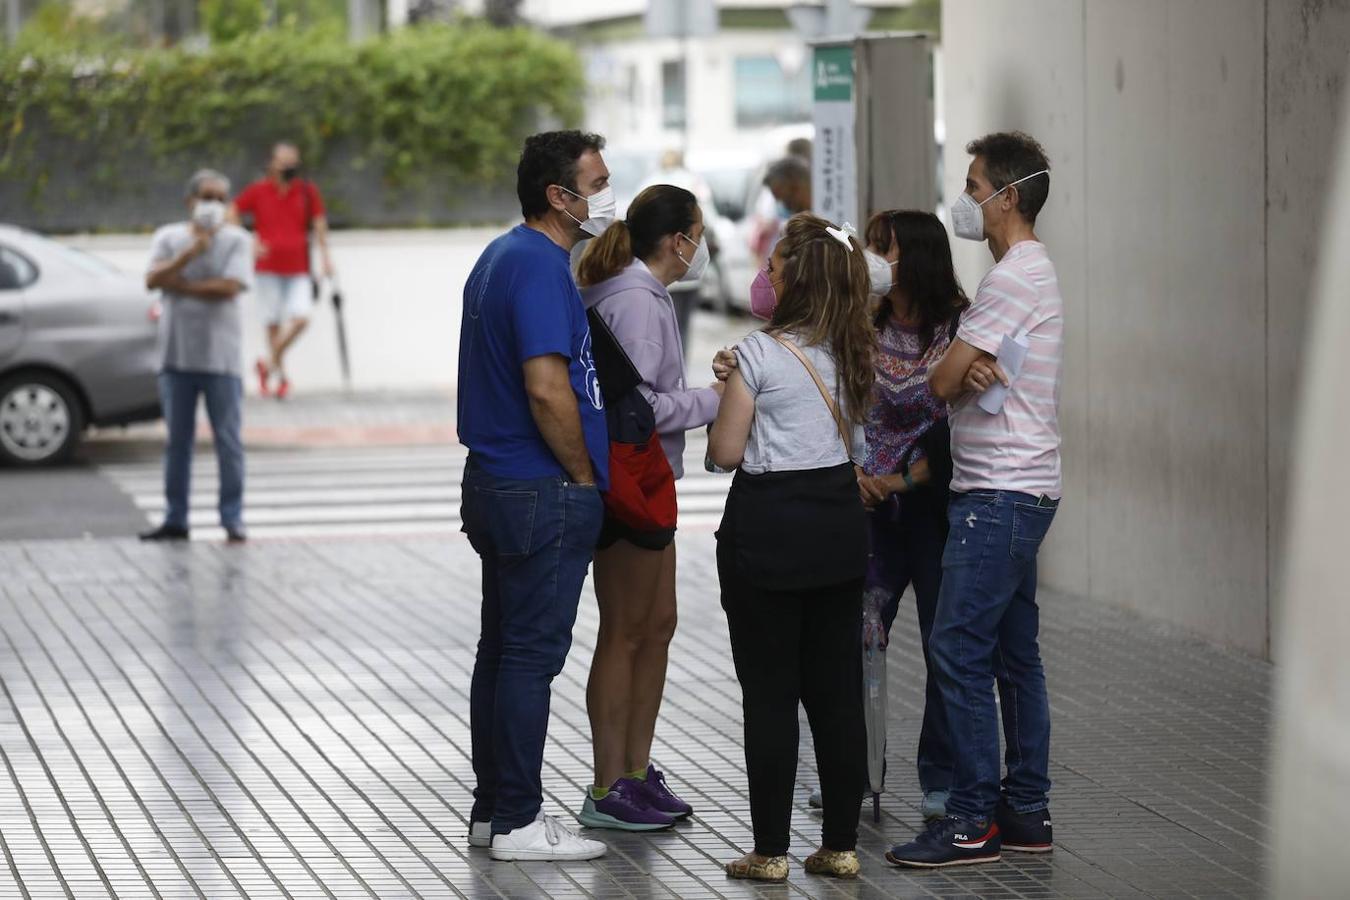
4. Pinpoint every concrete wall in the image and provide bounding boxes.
[1271,50,1350,896]
[942,0,1350,658]
[1264,0,1350,659]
